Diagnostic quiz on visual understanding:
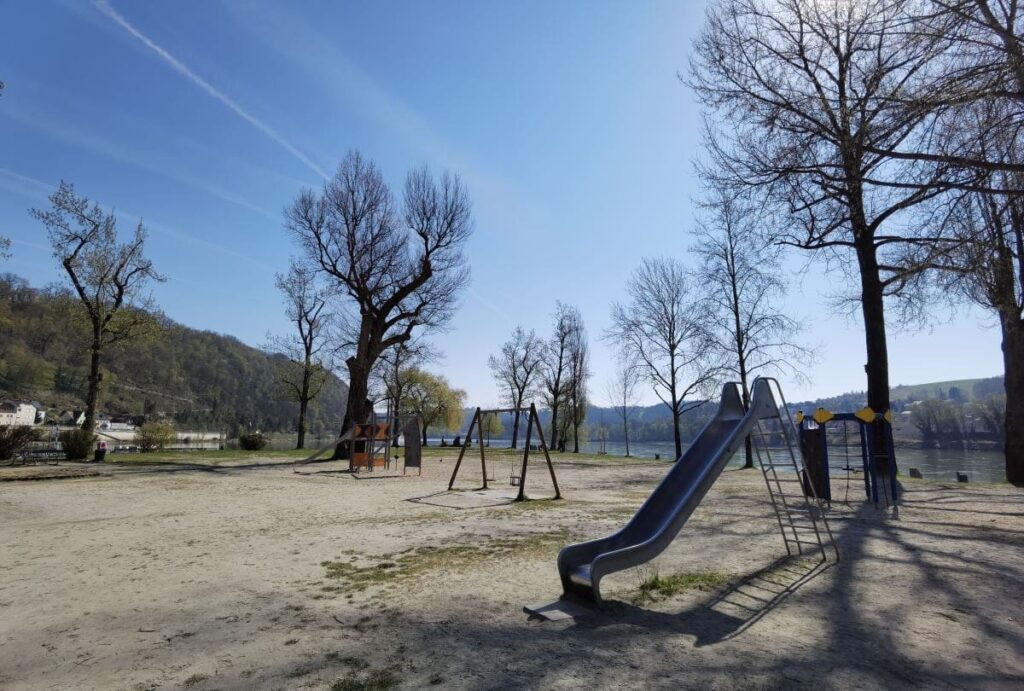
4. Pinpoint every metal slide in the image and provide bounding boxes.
[557,378,785,606]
